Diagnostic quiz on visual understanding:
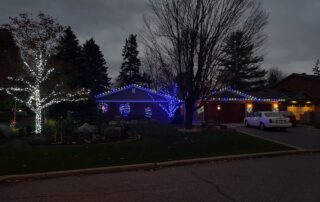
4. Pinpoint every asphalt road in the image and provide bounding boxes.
[227,124,320,150]
[1,154,320,202]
